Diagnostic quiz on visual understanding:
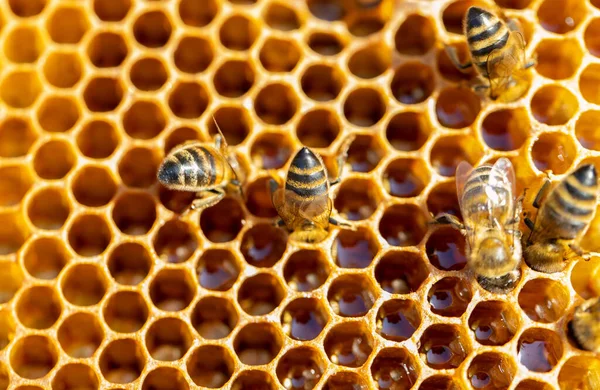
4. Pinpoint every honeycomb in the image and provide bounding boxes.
[1,0,600,389]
